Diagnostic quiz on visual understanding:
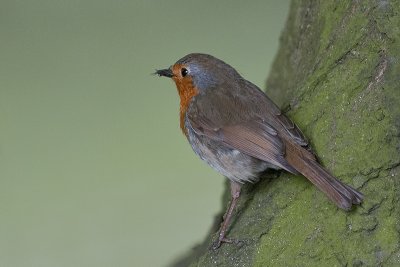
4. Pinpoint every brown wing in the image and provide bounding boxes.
[240,80,312,150]
[189,115,299,174]
[186,86,299,174]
